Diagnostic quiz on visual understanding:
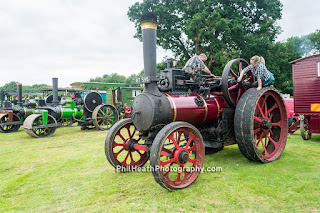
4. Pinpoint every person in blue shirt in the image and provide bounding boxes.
[237,56,275,91]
